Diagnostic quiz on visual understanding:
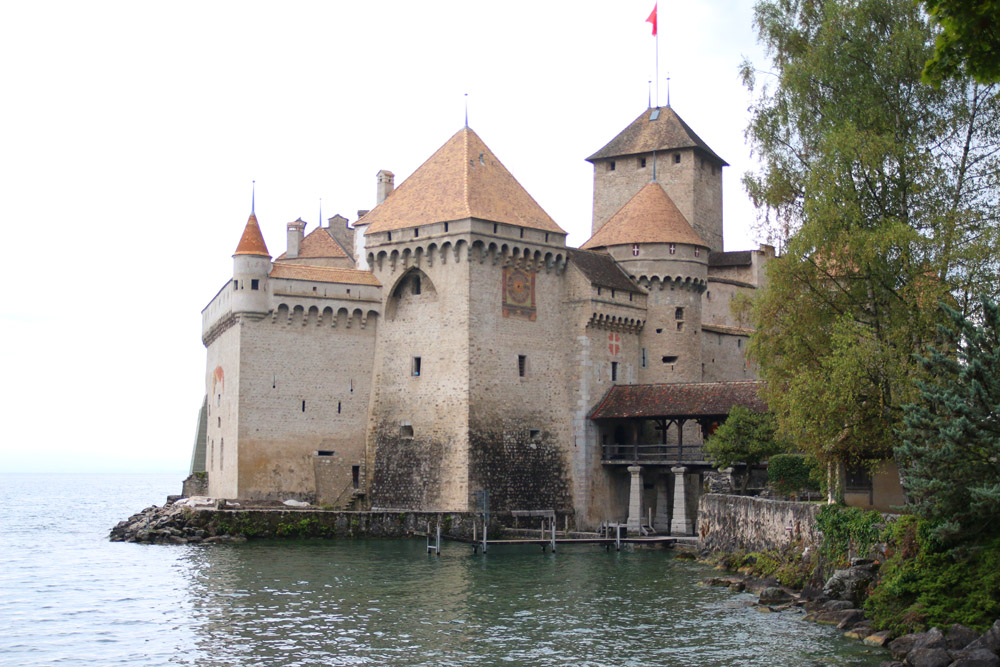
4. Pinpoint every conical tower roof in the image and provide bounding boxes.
[586,106,728,165]
[234,212,270,257]
[581,181,707,250]
[363,127,565,234]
